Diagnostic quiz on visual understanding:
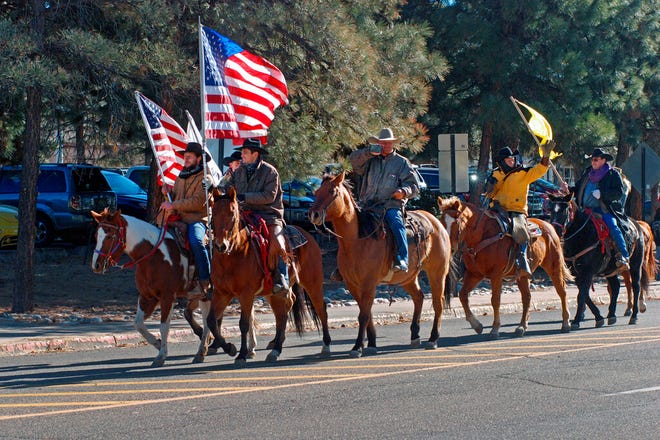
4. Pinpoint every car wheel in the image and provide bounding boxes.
[35,214,55,247]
